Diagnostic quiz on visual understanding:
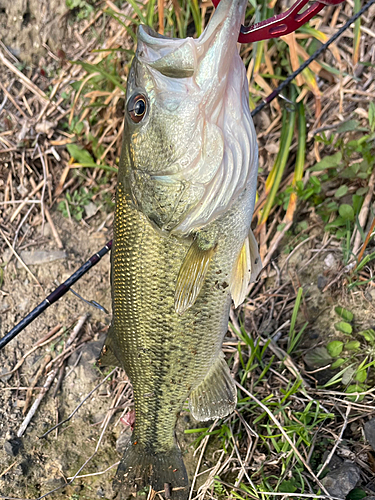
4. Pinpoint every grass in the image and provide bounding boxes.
[60,2,375,497]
